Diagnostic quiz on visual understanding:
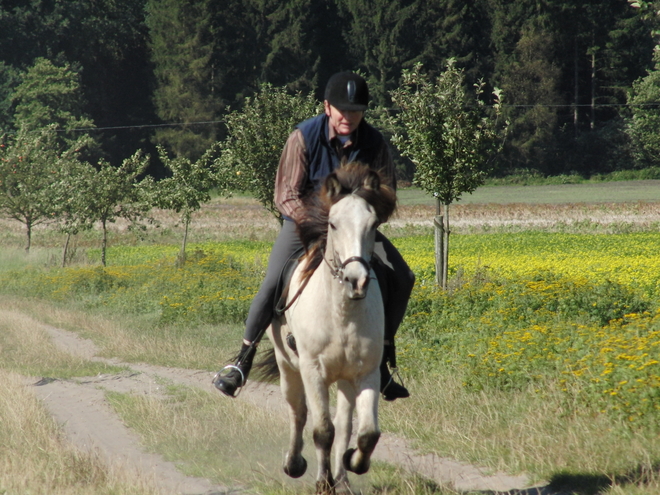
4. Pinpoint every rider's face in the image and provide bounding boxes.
[324,101,364,136]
